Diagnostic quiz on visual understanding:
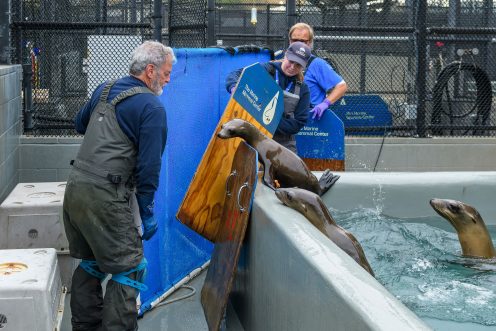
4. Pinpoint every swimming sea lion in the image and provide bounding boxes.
[275,187,375,276]
[430,198,496,258]
[217,119,339,196]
